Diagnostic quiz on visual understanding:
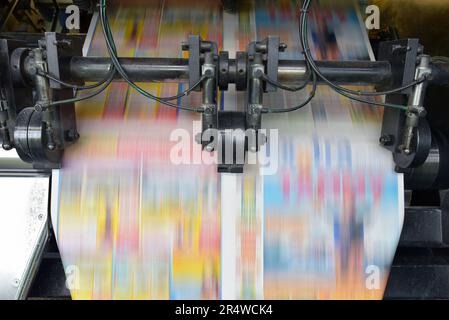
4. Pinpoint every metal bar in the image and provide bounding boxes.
[246,53,264,130]
[82,11,98,56]
[278,60,392,85]
[69,56,190,82]
[50,0,60,32]
[68,56,393,86]
[0,0,21,32]
[201,52,218,136]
